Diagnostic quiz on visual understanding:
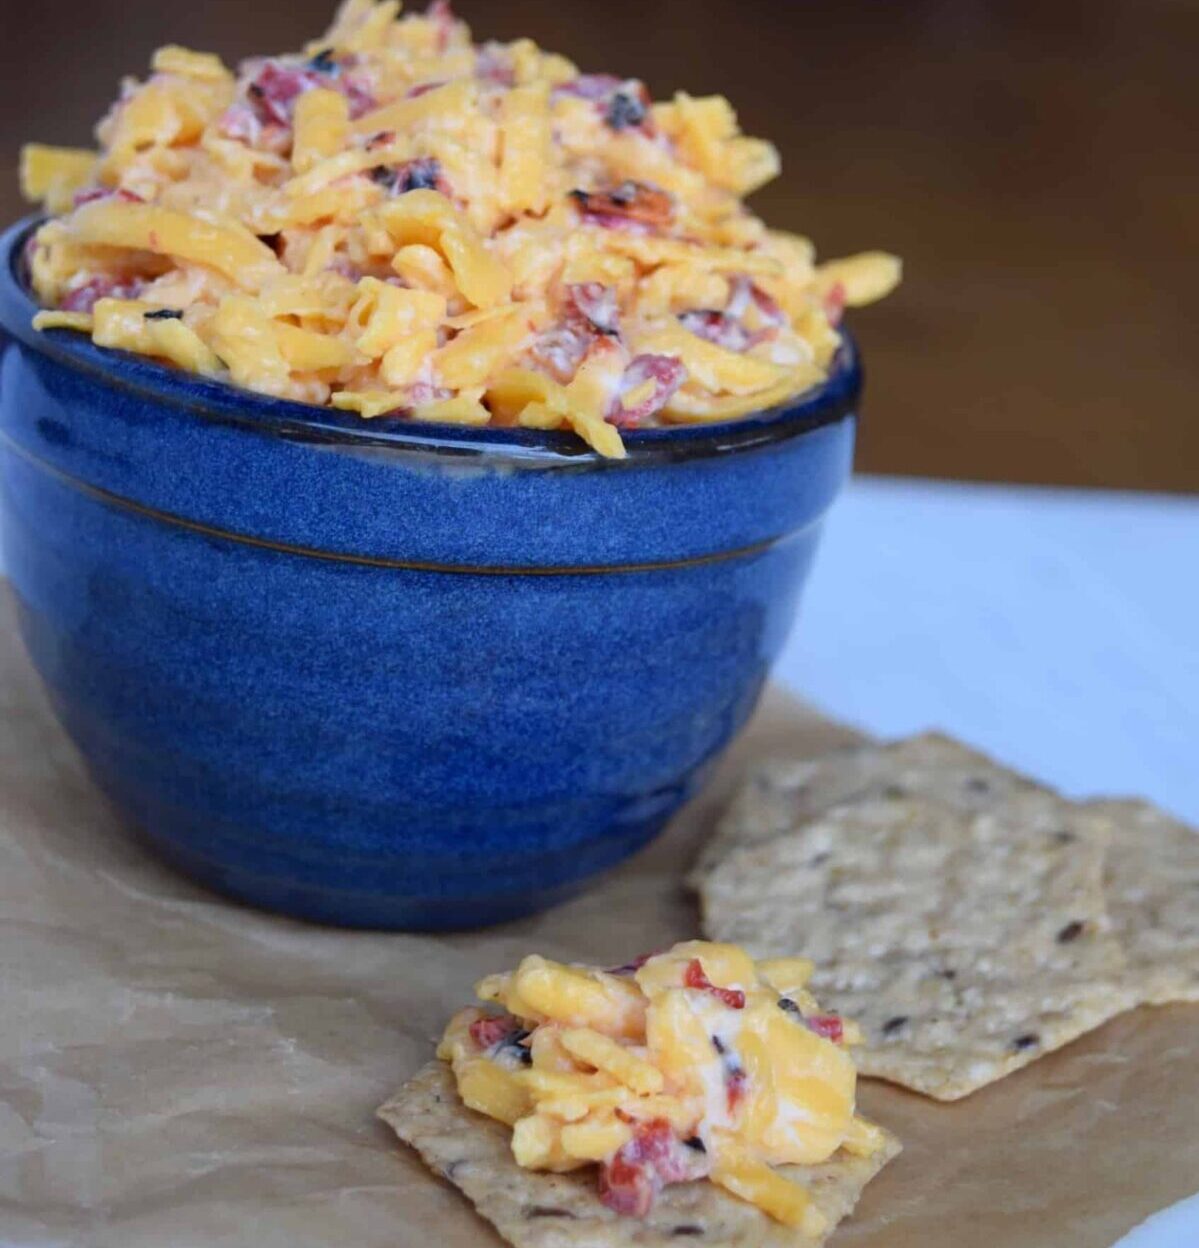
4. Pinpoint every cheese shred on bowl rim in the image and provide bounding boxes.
[19,0,899,458]
[437,940,888,1234]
